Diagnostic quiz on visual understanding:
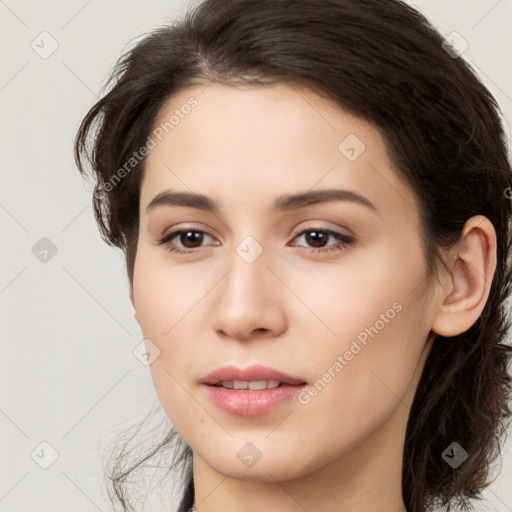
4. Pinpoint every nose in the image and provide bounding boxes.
[211,244,288,341]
